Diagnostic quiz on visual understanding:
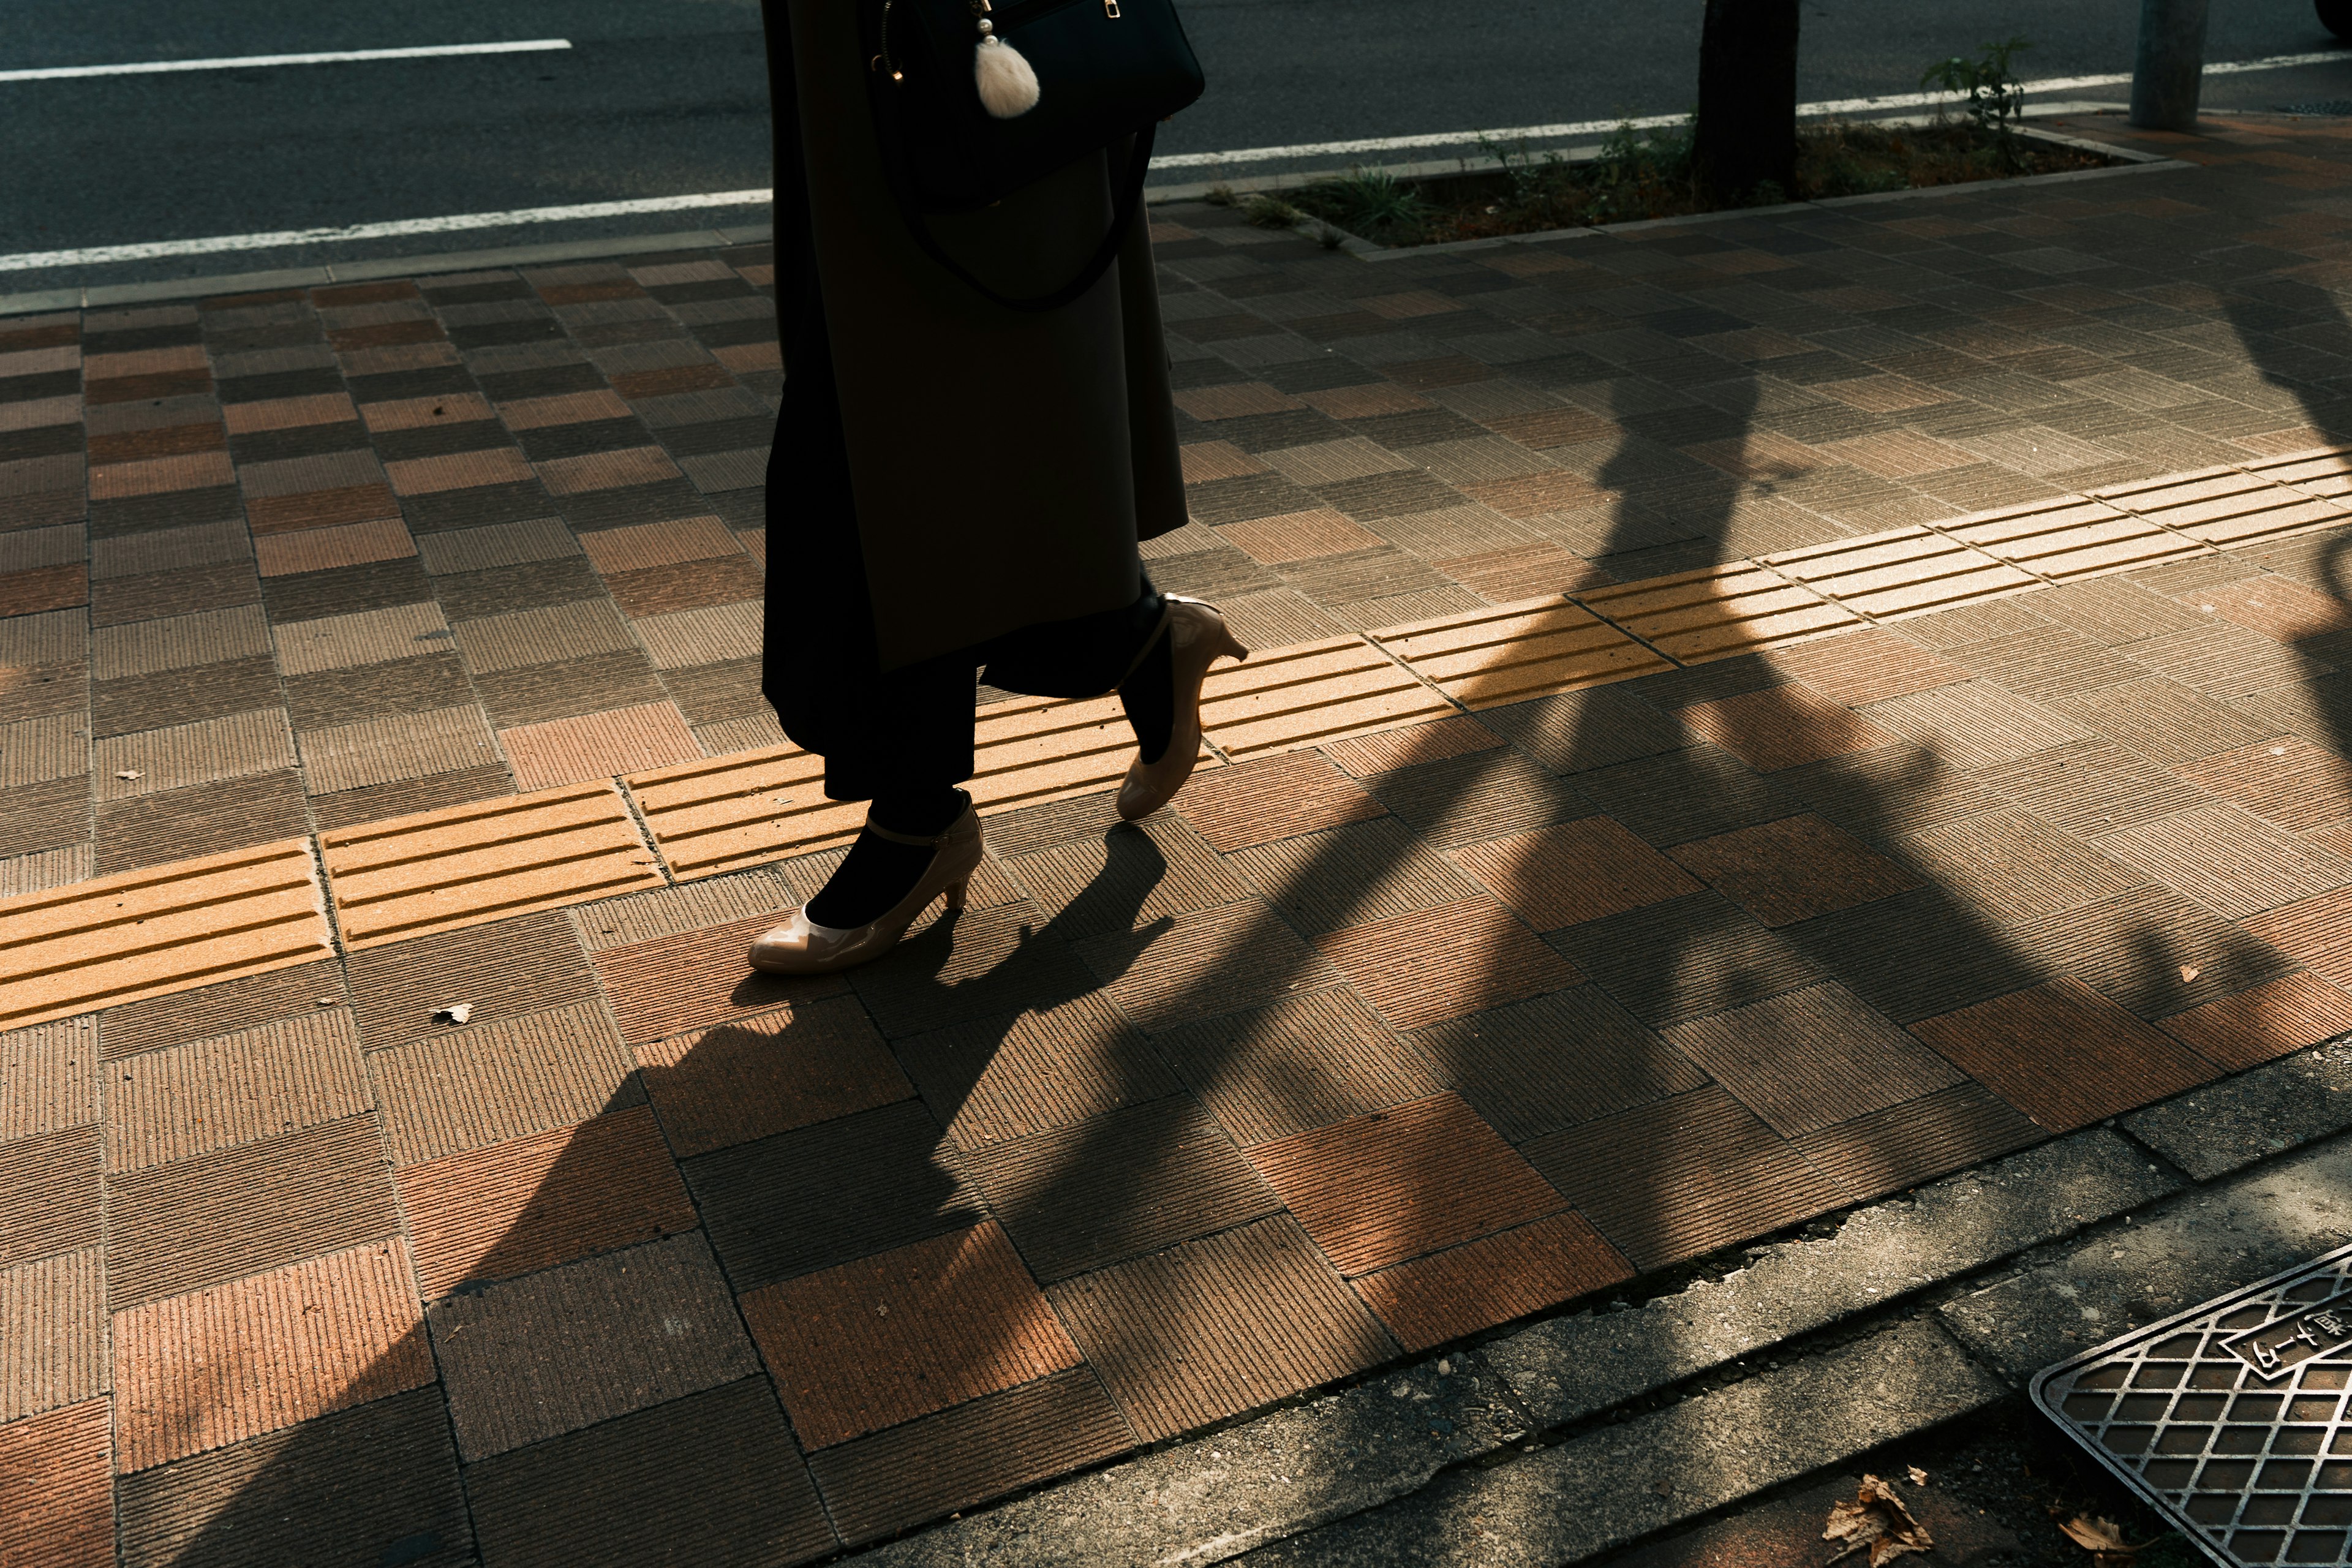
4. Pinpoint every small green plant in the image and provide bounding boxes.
[1290,168,1434,243]
[1923,37,2032,167]
[1238,192,1303,228]
[1201,183,1238,208]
